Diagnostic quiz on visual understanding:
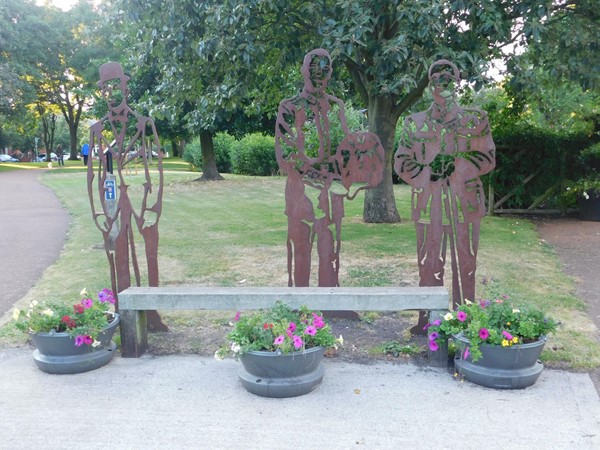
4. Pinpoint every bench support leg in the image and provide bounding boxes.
[120,310,148,357]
